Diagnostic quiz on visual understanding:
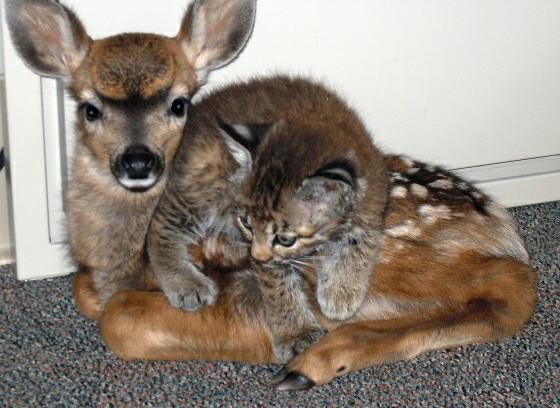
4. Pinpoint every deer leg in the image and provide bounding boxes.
[274,259,536,390]
[99,289,276,364]
[72,271,103,320]
[72,263,159,320]
[73,270,275,362]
